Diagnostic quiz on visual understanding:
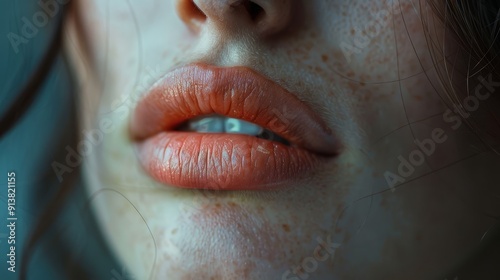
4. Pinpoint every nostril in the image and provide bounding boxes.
[244,1,265,21]
[178,0,207,27]
[177,0,291,37]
